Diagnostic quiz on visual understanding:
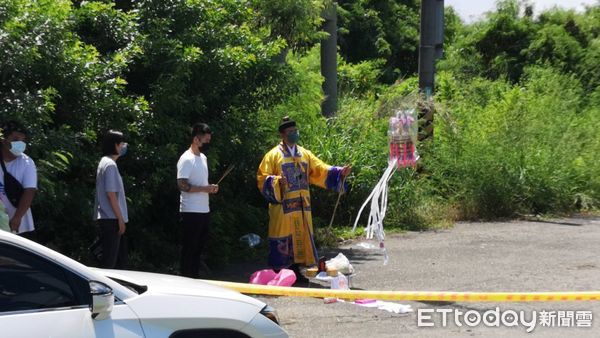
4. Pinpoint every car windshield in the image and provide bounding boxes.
[108,277,148,295]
